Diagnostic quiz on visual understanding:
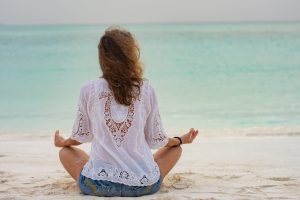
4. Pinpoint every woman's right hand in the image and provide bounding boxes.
[54,130,67,147]
[180,128,199,144]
